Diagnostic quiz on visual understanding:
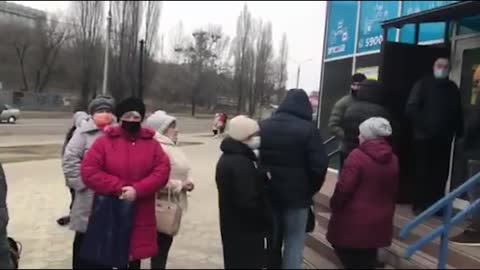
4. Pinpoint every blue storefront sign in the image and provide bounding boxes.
[357,1,399,53]
[400,1,456,43]
[325,1,357,59]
